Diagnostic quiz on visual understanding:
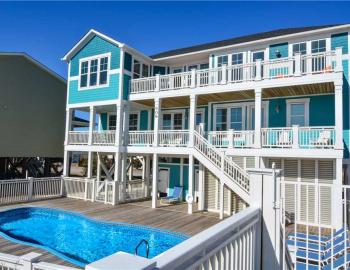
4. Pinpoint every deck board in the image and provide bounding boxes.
[0,197,220,268]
